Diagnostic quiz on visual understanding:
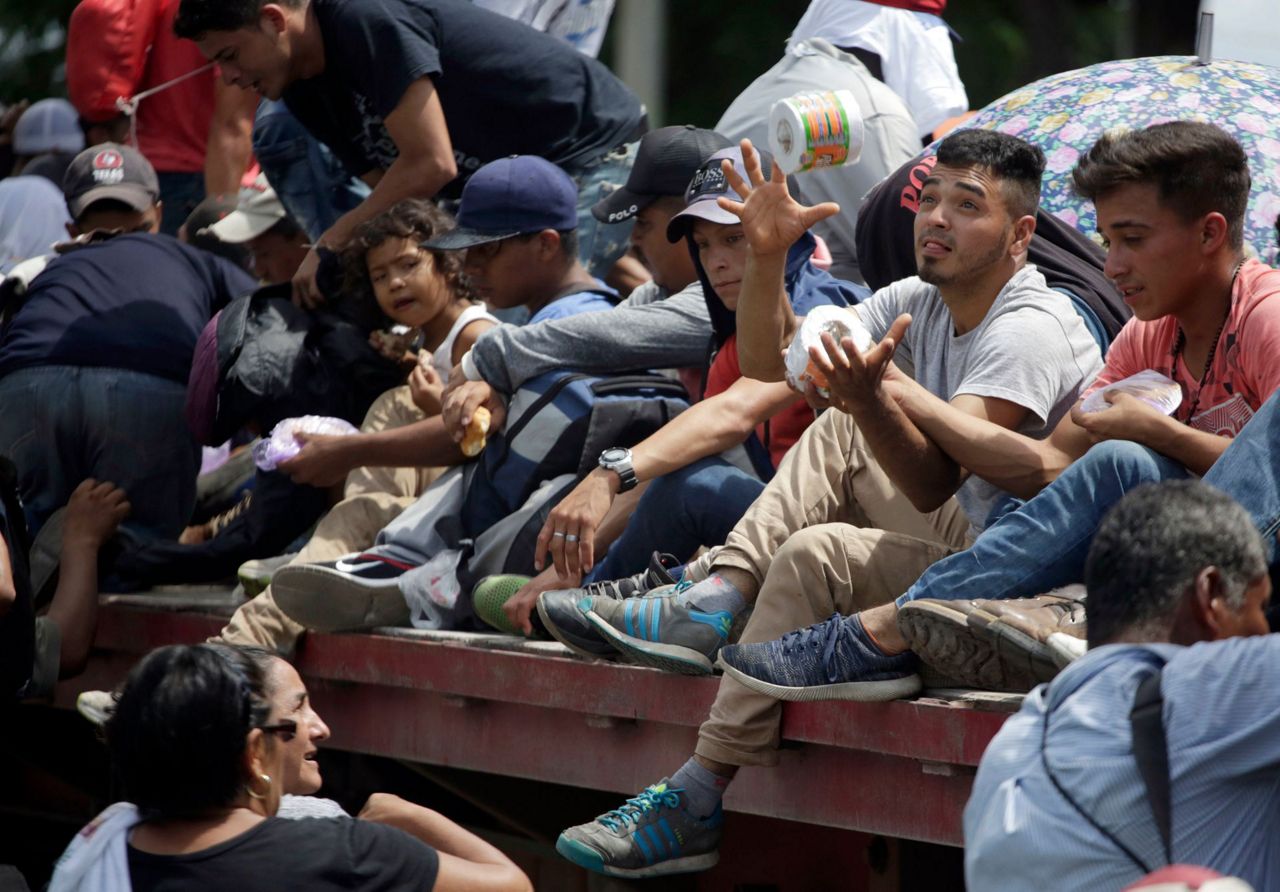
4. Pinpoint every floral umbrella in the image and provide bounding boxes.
[957,55,1280,265]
